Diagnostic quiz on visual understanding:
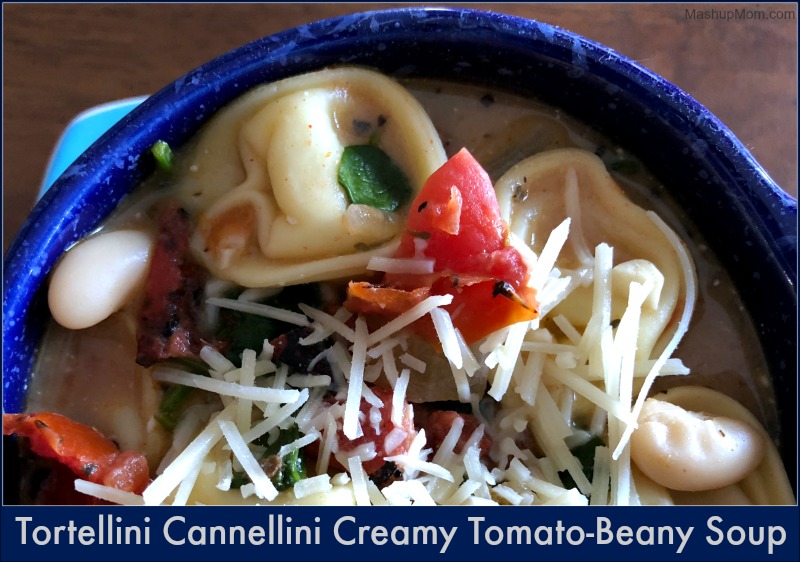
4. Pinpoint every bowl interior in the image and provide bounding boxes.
[4,7,796,483]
